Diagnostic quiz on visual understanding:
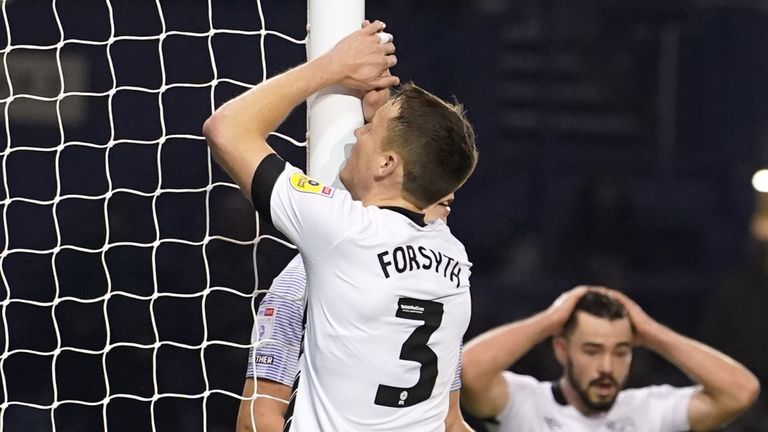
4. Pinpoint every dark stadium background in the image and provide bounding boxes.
[1,0,766,430]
